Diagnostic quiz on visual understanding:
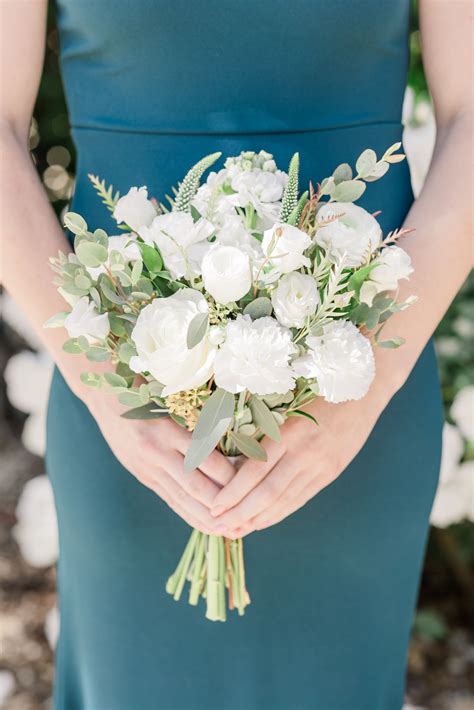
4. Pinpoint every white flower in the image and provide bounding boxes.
[201,245,252,304]
[45,606,60,650]
[113,186,157,231]
[64,297,110,343]
[293,320,375,403]
[451,386,474,441]
[271,272,320,328]
[139,211,214,279]
[315,202,382,267]
[214,314,296,395]
[360,246,414,306]
[215,215,264,265]
[13,475,59,567]
[129,289,215,396]
[261,223,311,279]
[87,234,141,280]
[192,170,236,225]
[229,169,287,228]
[430,461,474,528]
[439,423,464,484]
